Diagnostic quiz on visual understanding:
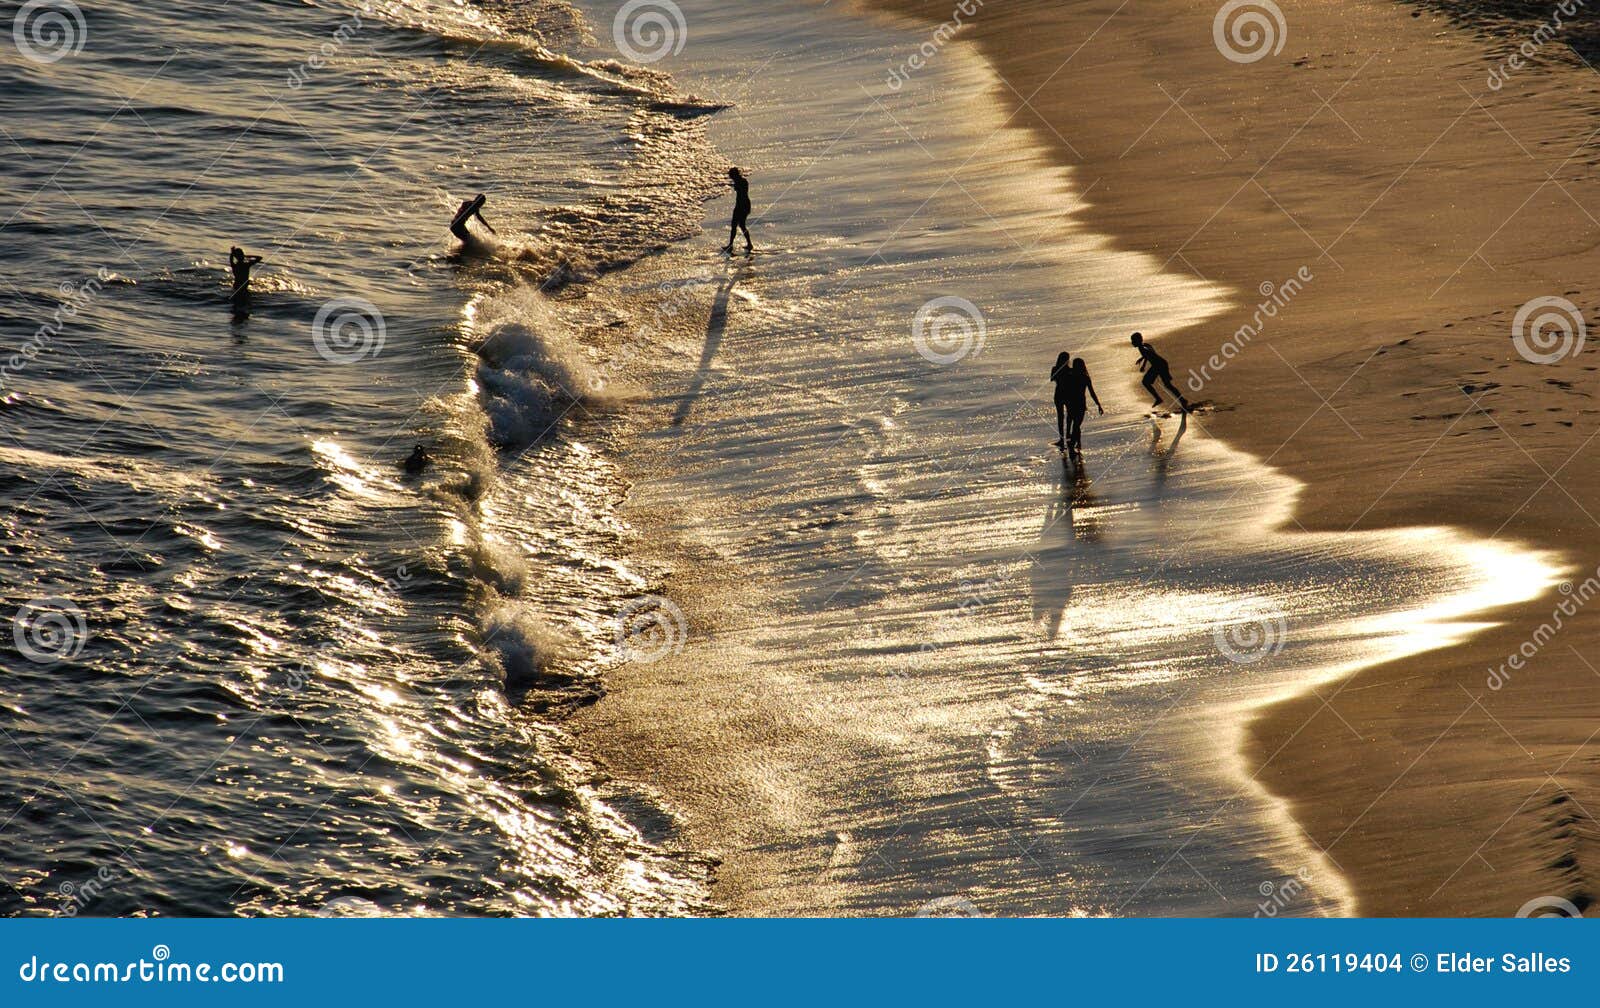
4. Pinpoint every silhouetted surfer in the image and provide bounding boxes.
[450,194,496,245]
[1131,332,1191,412]
[720,167,752,254]
[229,246,263,319]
